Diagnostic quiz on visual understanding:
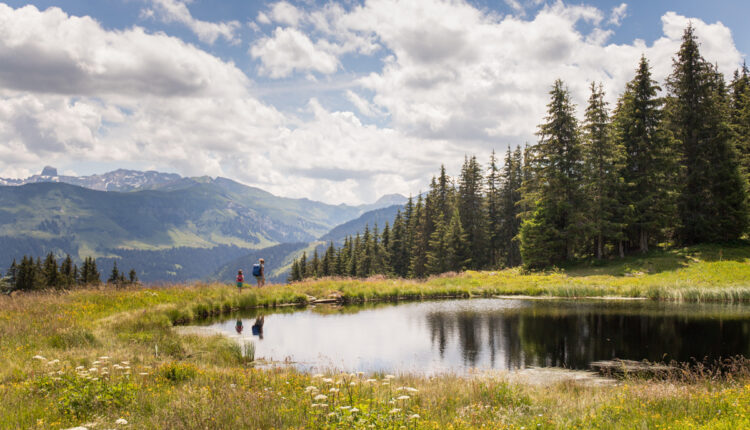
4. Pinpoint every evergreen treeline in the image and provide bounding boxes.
[290,26,750,280]
[1,253,138,293]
